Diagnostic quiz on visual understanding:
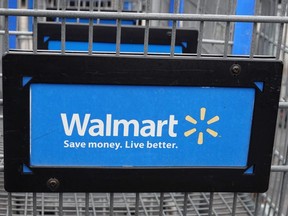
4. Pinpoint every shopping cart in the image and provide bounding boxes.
[0,0,288,215]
